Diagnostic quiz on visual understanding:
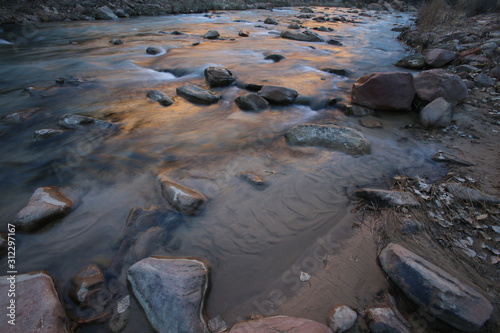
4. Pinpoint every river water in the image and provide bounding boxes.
[0,7,443,331]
